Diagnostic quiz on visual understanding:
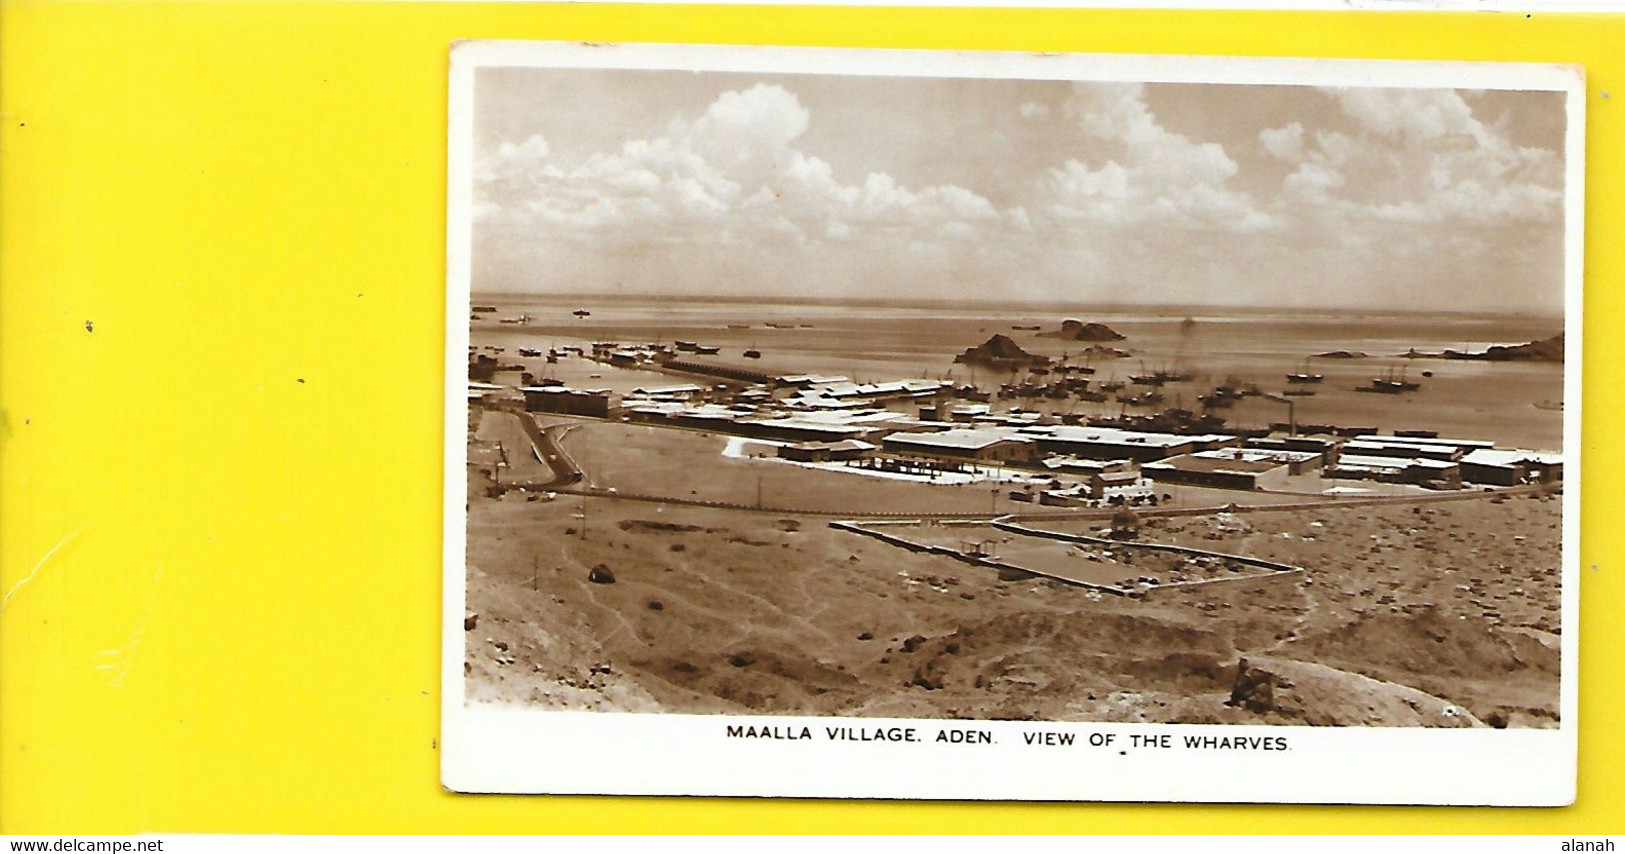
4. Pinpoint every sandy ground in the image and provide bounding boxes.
[554,419,1019,514]
[463,446,1561,727]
